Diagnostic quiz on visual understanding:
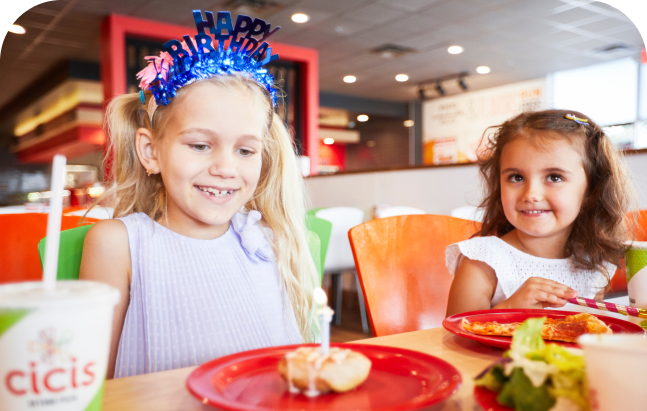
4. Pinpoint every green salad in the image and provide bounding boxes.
[474,318,589,411]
